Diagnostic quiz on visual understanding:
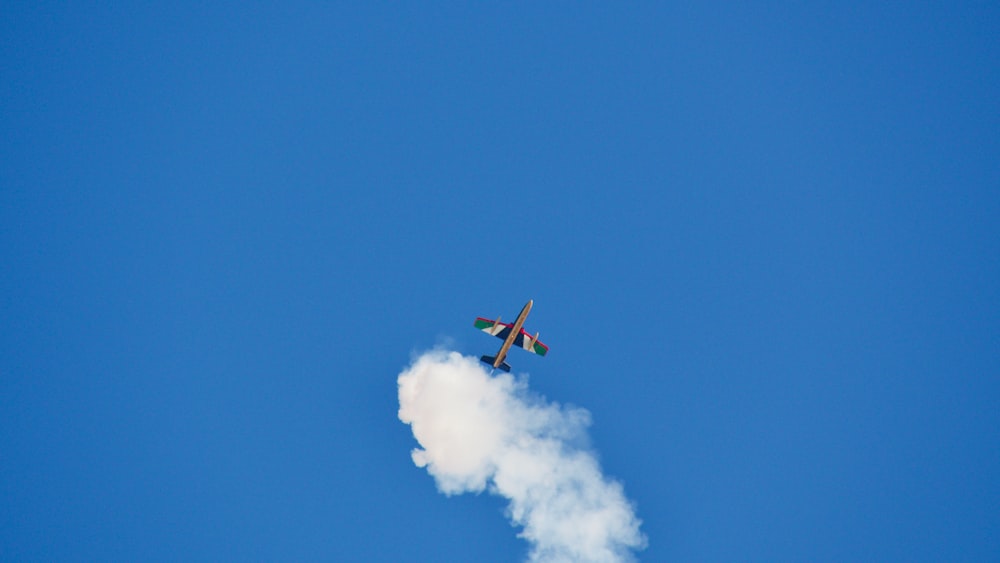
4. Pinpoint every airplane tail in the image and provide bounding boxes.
[480,355,512,373]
